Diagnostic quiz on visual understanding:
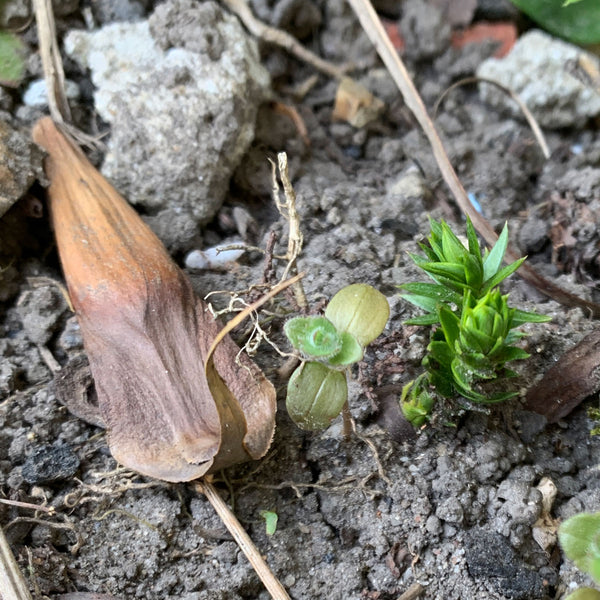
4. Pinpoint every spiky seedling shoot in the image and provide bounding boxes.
[399,217,550,424]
